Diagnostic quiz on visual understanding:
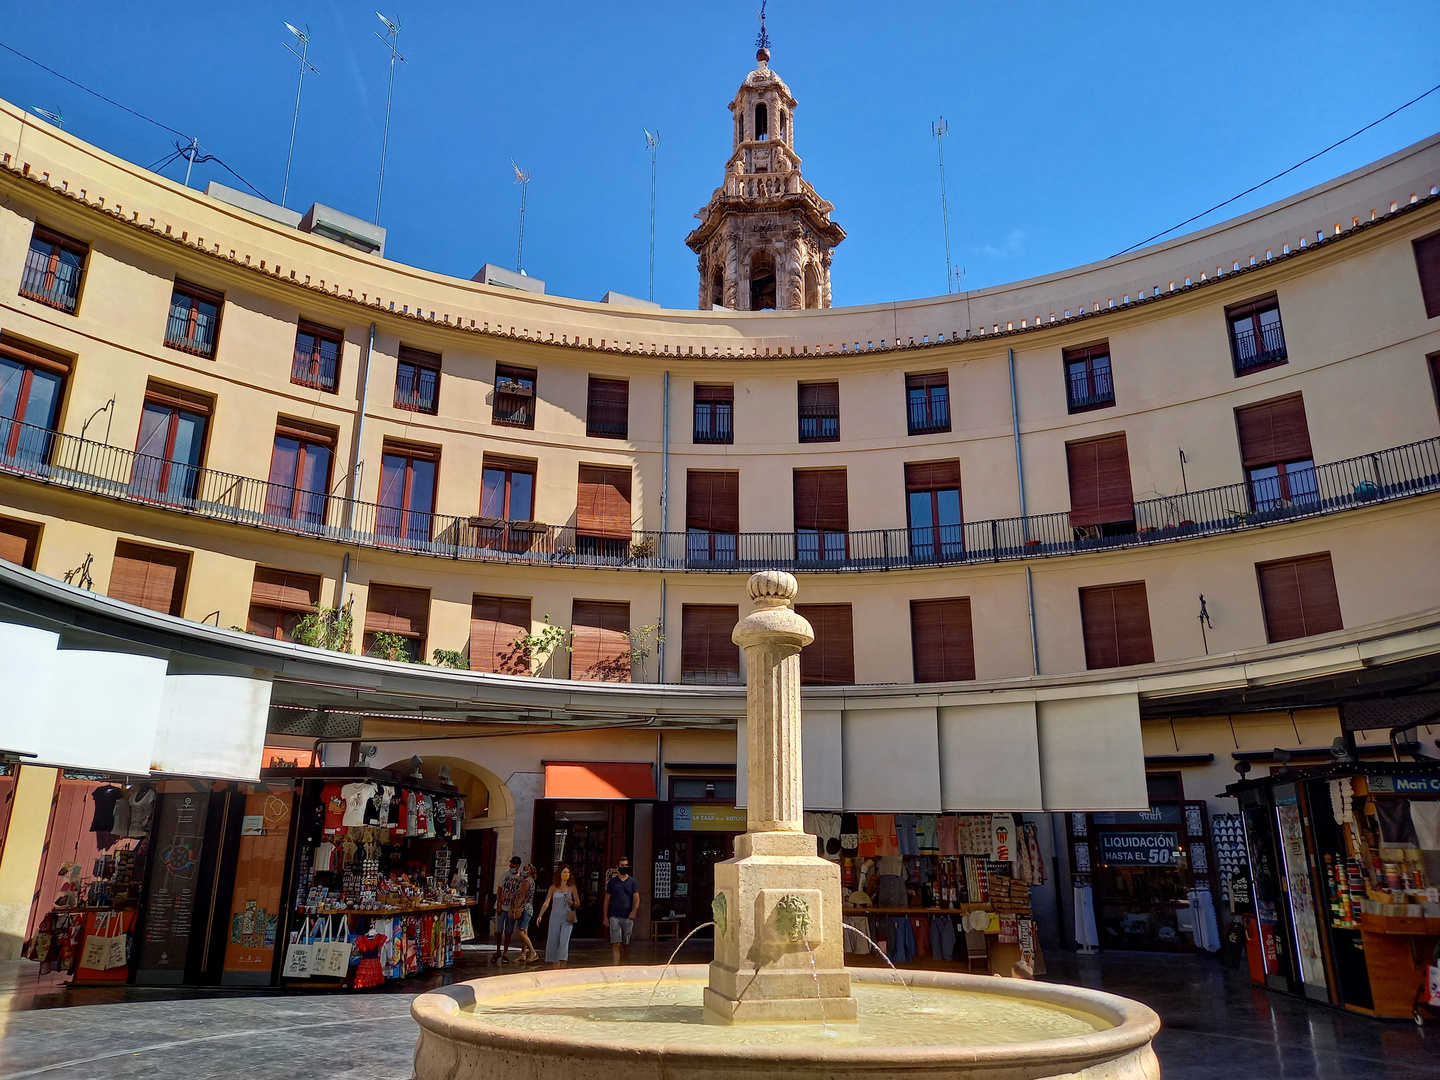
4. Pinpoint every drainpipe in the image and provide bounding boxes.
[1010,347,1039,675]
[347,323,377,527]
[657,372,670,683]
[657,578,667,684]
